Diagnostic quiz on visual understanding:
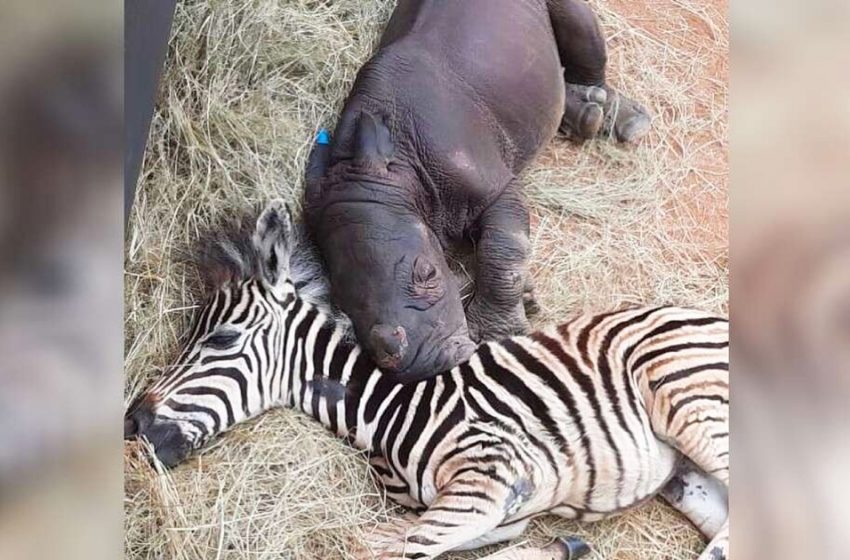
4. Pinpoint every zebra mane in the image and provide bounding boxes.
[191,207,354,339]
